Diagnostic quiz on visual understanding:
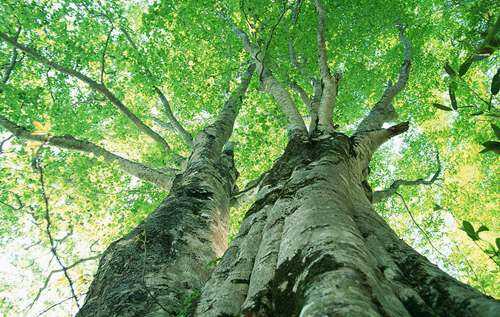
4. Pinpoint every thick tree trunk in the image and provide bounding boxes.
[196,133,499,317]
[76,142,237,316]
[77,64,254,317]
